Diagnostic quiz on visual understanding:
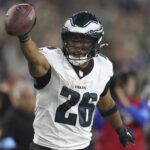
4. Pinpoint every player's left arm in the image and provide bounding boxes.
[97,90,135,147]
[98,90,123,129]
